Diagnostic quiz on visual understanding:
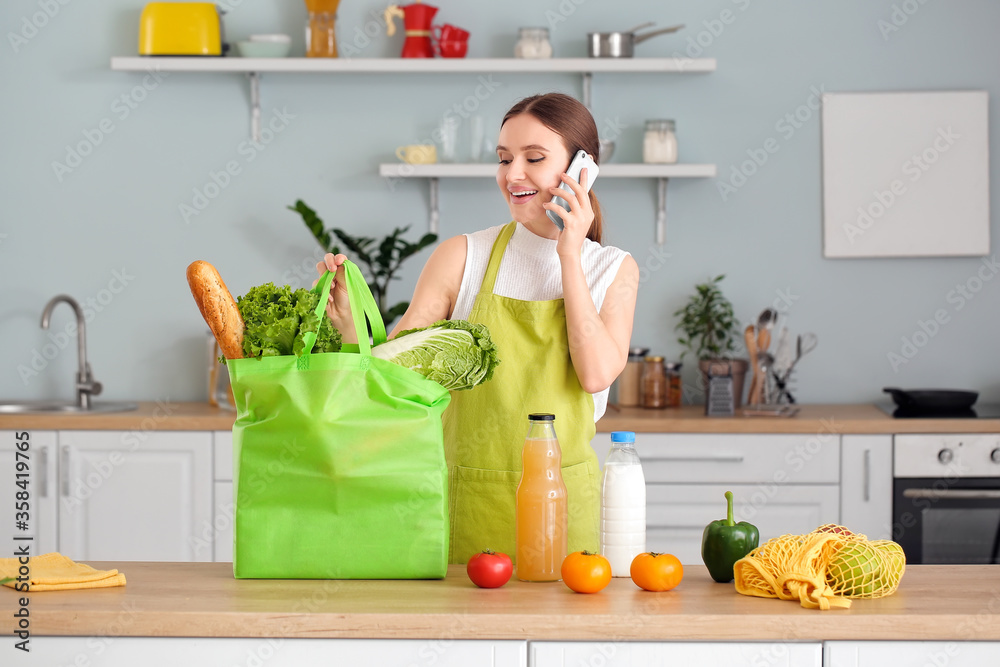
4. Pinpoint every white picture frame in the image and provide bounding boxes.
[821,90,990,258]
